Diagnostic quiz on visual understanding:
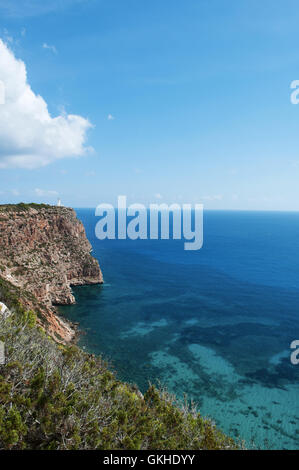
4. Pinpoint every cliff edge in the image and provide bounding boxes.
[0,203,103,342]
